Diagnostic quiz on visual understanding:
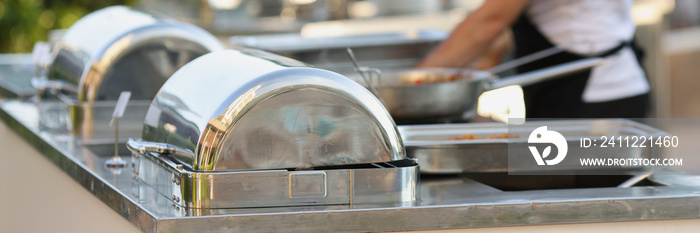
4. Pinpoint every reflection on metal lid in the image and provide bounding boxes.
[46,6,225,102]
